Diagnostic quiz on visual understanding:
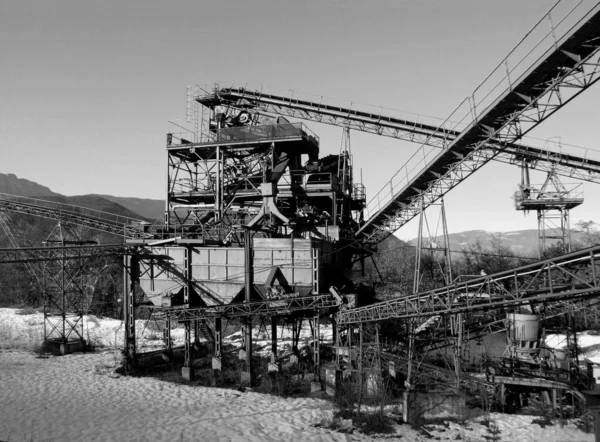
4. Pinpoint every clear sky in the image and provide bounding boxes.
[2,0,600,240]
